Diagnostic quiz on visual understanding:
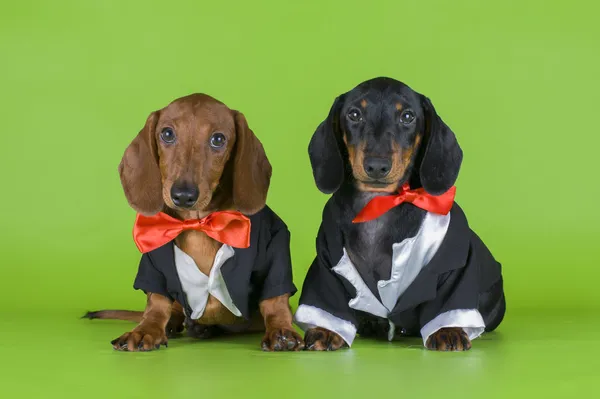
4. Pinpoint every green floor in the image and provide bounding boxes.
[1,309,597,398]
